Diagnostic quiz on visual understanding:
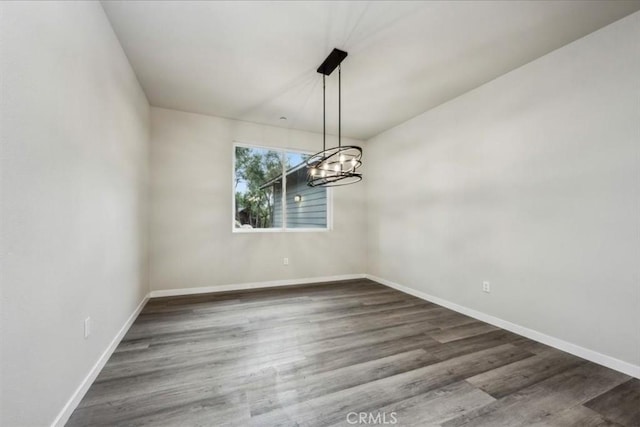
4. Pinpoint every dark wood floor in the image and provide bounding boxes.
[68,279,640,426]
